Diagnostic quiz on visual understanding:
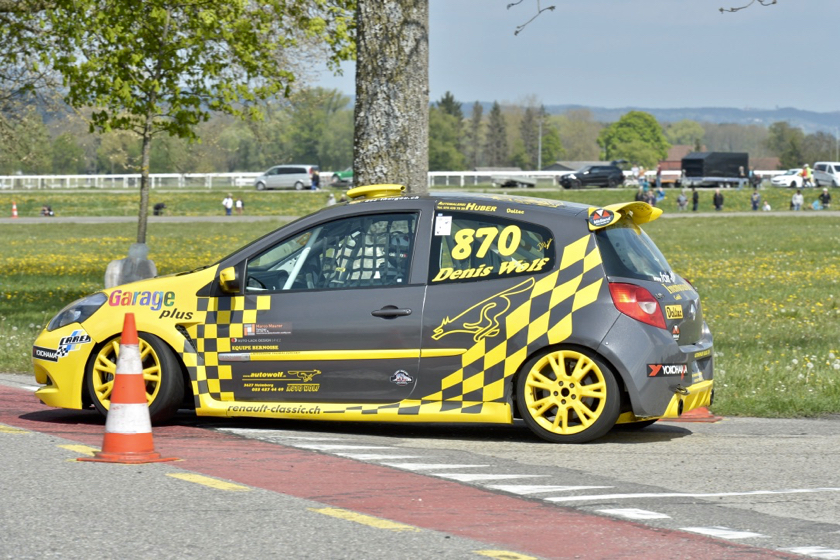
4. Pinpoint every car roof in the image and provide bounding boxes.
[346,188,591,218]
